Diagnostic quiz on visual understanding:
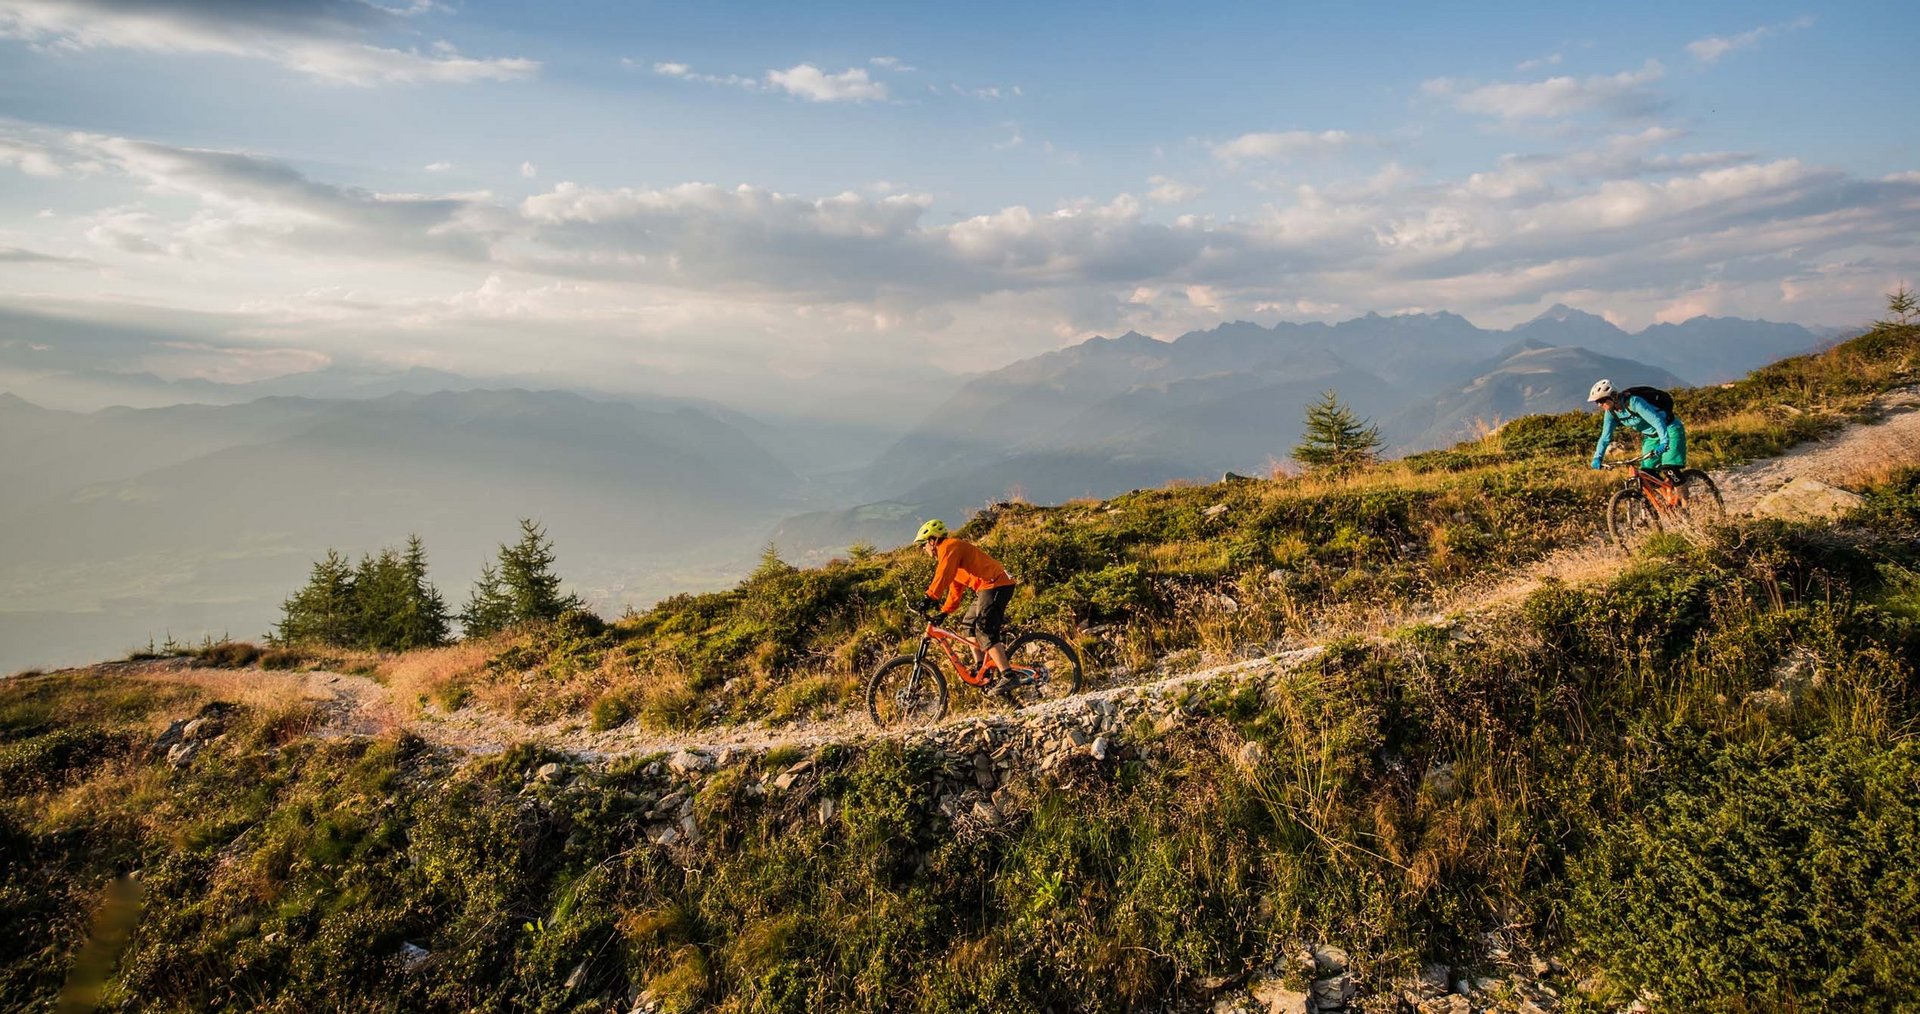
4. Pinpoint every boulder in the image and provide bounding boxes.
[397,941,431,972]
[165,741,200,768]
[668,750,714,775]
[1752,477,1866,522]
[1249,972,1312,1014]
[1310,944,1349,976]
